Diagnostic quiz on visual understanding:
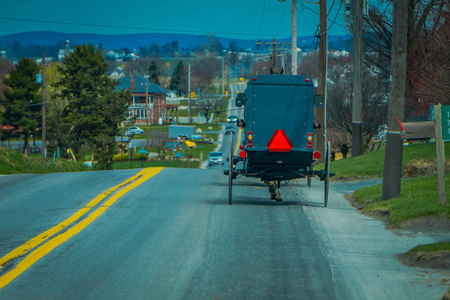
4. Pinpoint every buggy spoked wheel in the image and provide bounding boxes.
[228,133,234,205]
[324,141,331,207]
